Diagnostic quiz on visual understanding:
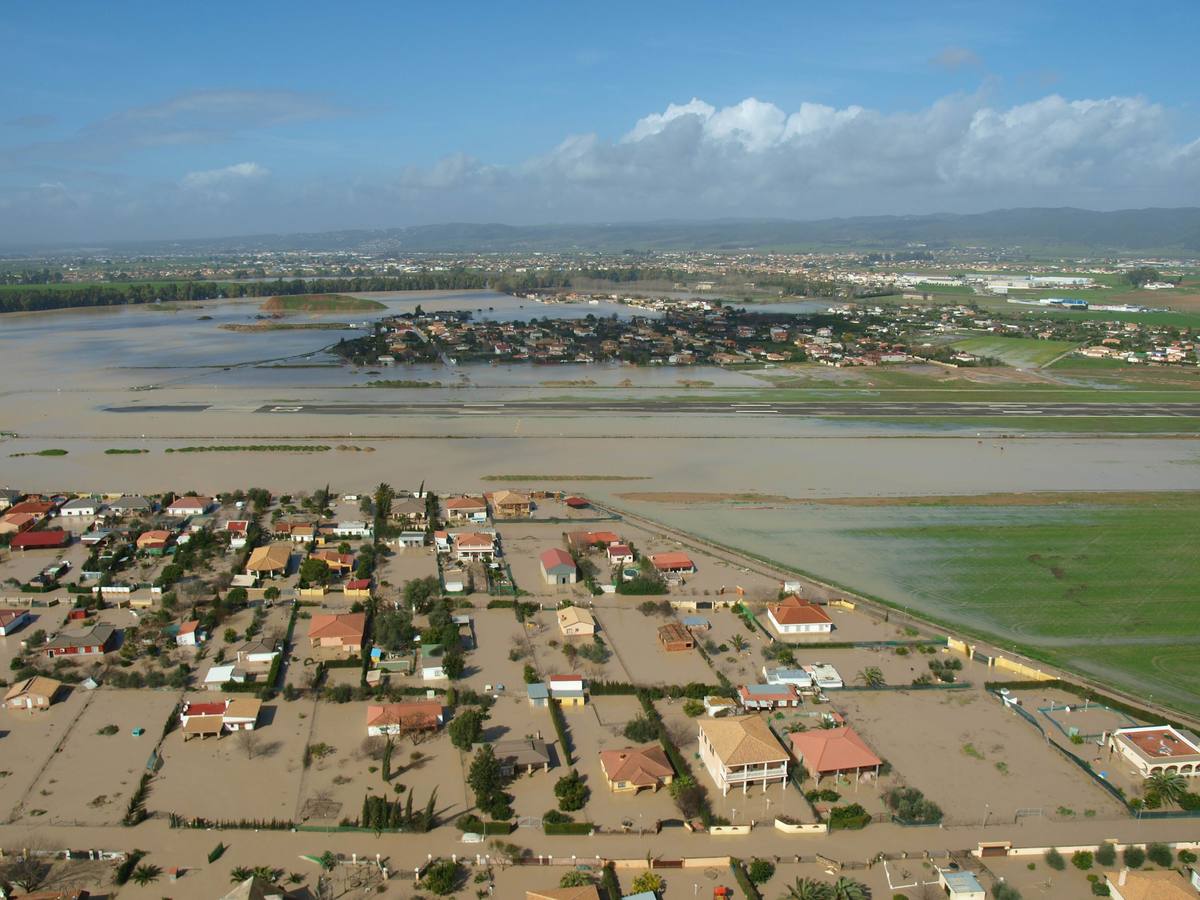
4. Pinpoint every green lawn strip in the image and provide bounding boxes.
[950,336,1081,368]
[826,416,1200,434]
